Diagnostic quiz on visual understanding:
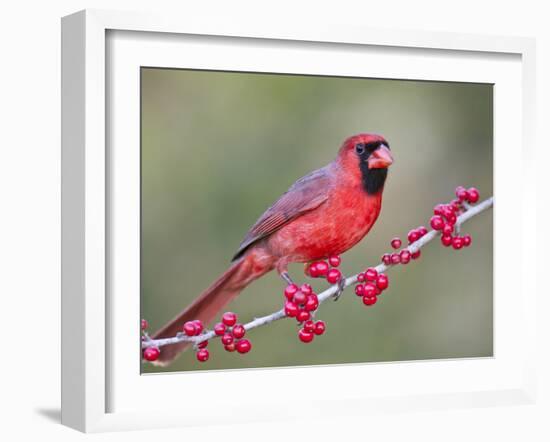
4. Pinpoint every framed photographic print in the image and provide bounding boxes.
[61,9,537,432]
